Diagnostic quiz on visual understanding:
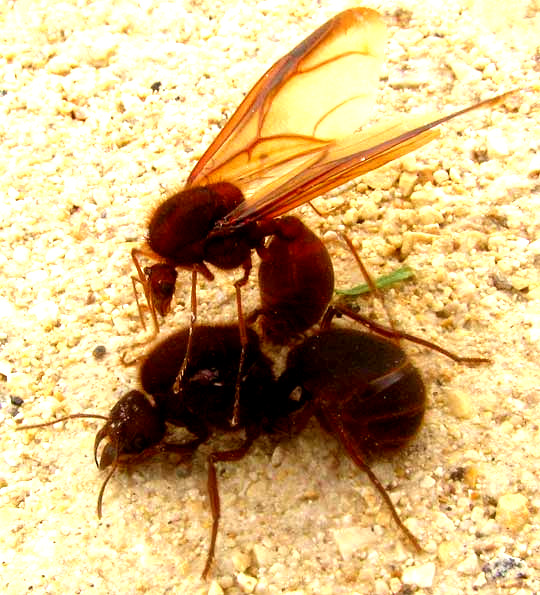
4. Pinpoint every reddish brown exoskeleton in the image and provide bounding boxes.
[17,316,488,578]
[131,8,513,409]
